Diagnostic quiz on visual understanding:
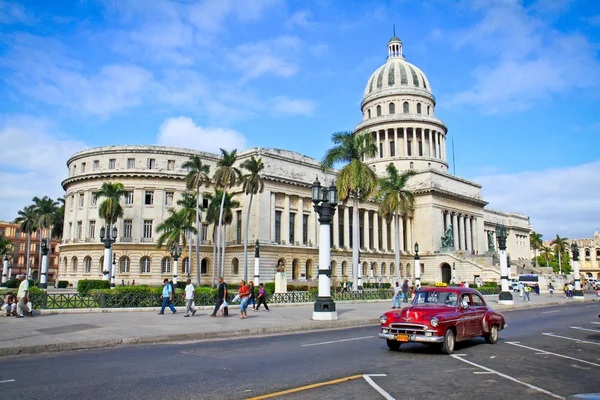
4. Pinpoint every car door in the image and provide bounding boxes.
[456,294,474,340]
[470,294,487,337]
